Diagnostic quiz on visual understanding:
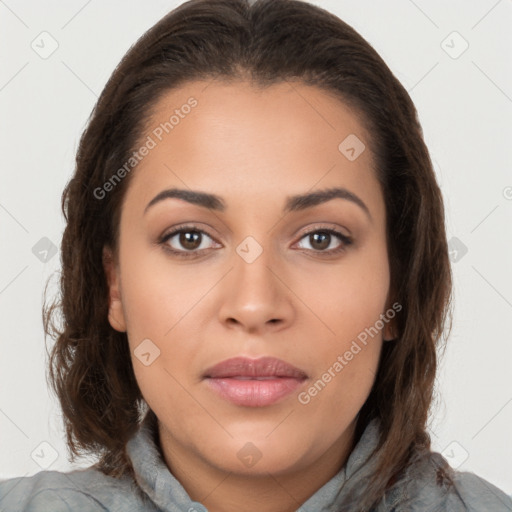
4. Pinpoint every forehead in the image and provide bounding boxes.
[123,79,383,220]
[145,79,372,163]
